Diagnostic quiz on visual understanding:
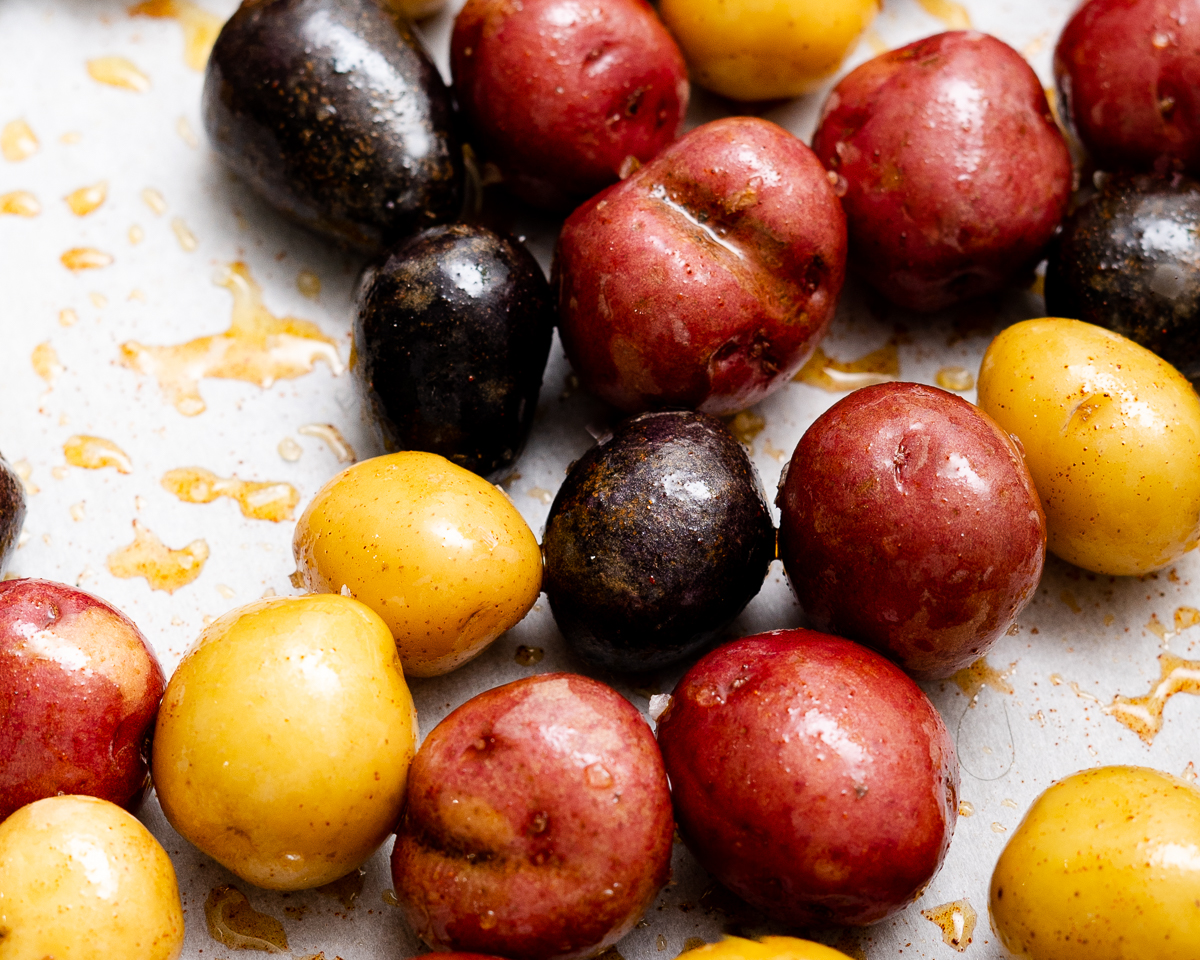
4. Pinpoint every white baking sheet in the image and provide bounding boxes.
[2,0,1198,957]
